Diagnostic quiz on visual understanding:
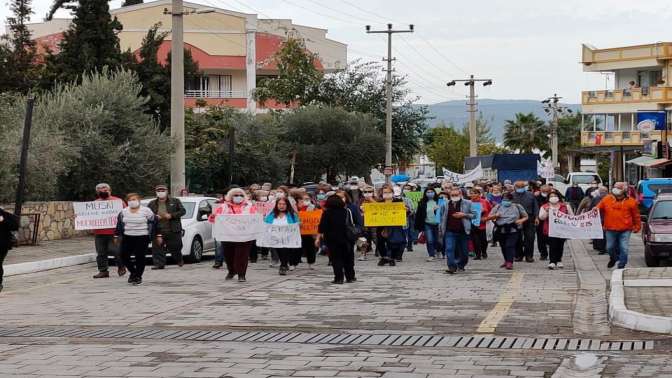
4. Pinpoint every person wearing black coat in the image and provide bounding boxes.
[0,207,20,292]
[317,195,356,284]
